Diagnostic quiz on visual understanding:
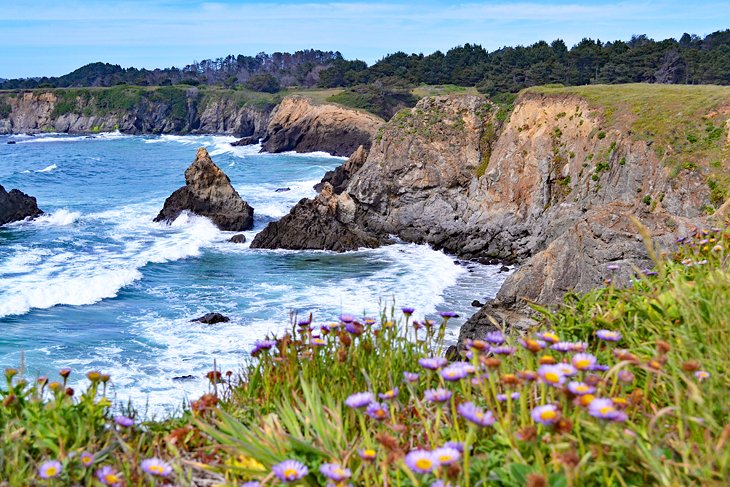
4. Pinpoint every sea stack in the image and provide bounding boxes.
[154,147,254,231]
[0,184,43,226]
